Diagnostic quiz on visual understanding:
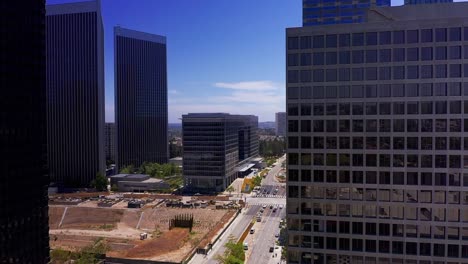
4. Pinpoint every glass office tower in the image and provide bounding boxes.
[46,0,105,187]
[287,3,468,263]
[0,0,50,262]
[115,27,168,171]
[303,0,390,26]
